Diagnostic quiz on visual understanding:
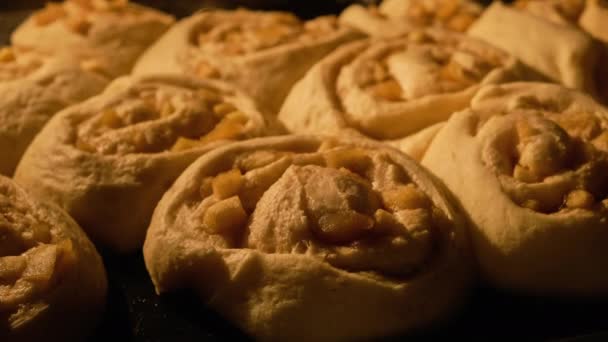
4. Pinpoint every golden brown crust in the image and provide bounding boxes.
[144,135,472,340]
[0,175,107,341]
